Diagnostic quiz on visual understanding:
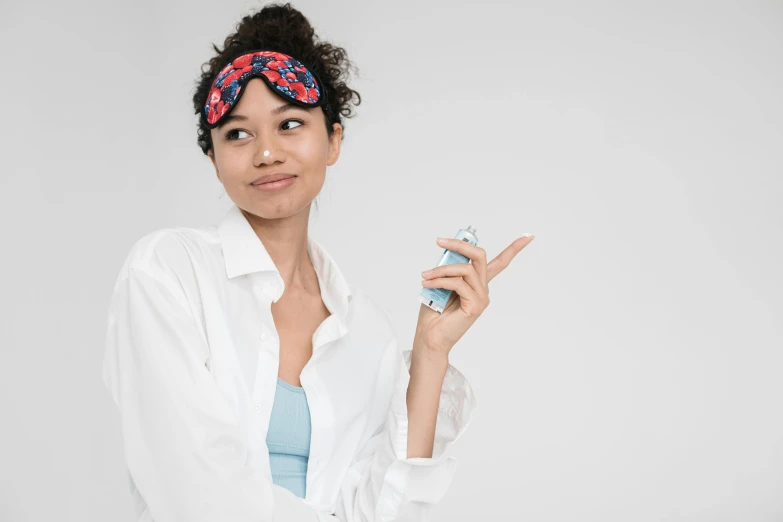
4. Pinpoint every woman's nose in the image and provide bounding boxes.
[253,136,283,166]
